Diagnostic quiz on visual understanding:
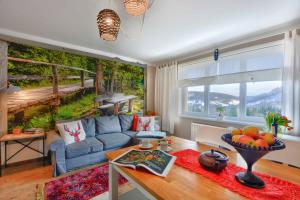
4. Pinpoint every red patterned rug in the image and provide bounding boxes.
[172,149,300,200]
[42,164,127,200]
